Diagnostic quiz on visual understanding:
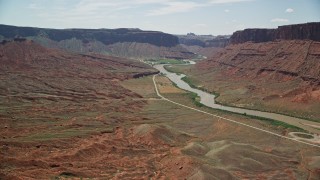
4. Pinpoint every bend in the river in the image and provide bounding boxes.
[154,63,320,134]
